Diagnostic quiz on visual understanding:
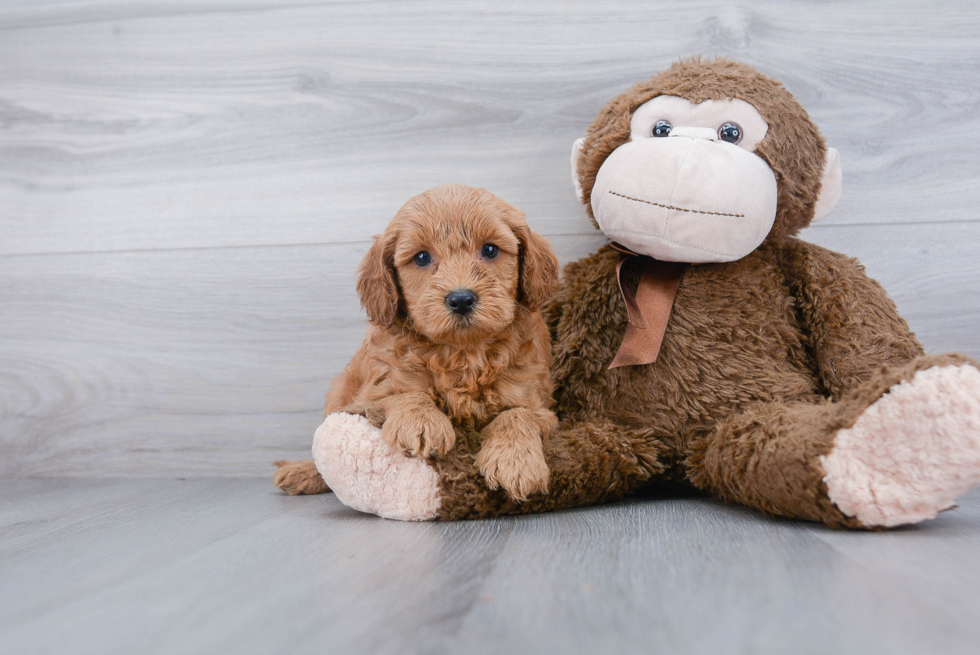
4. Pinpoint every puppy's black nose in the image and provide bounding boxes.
[445,289,478,315]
